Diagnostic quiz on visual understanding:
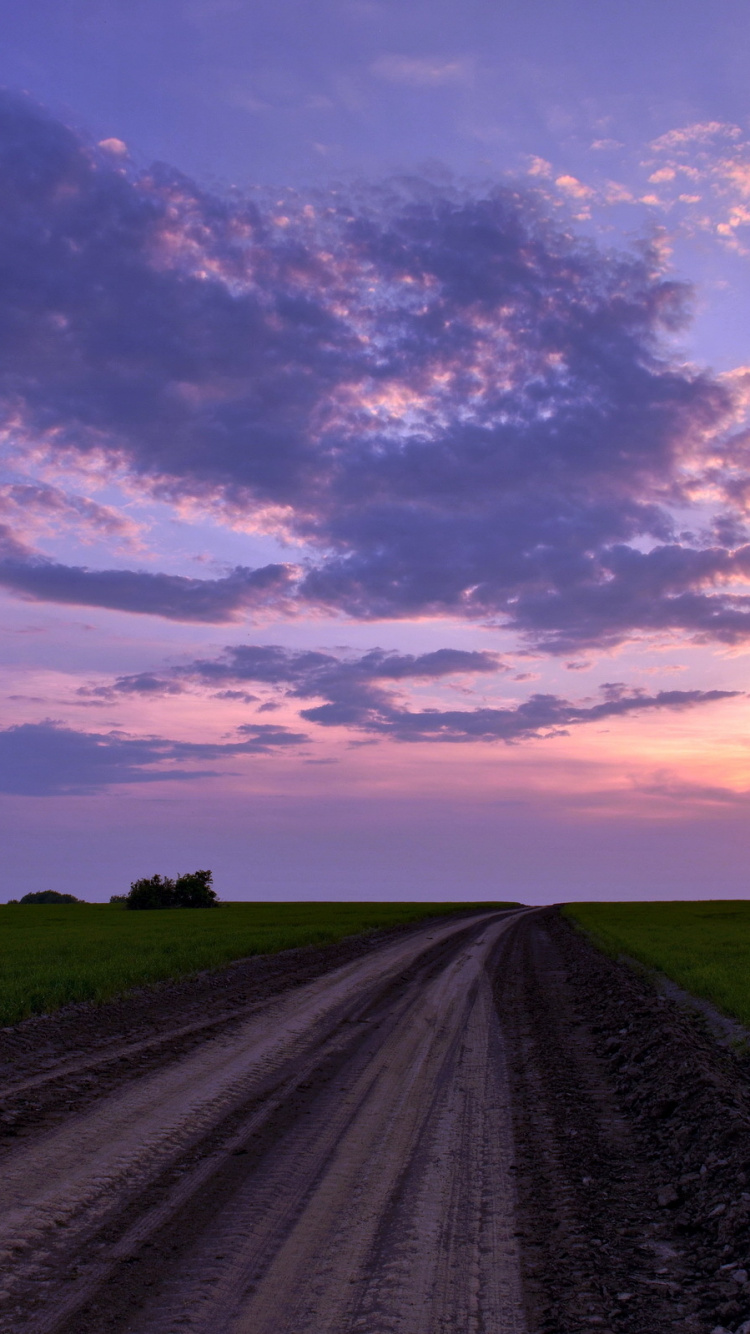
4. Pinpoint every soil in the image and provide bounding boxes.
[0,915,475,1145]
[499,909,750,1334]
[1,906,750,1334]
